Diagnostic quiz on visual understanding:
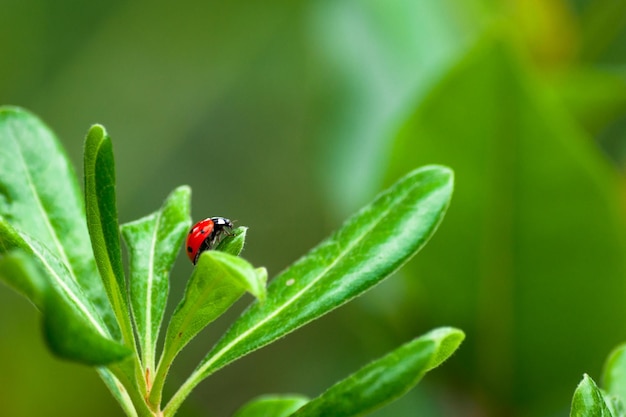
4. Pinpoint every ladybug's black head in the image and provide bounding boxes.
[211,217,233,229]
